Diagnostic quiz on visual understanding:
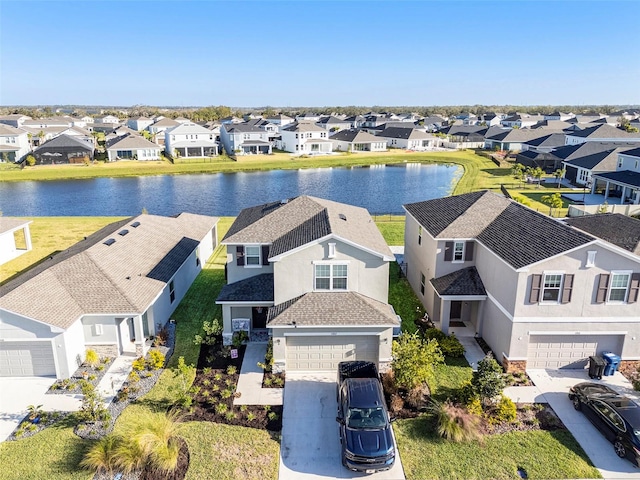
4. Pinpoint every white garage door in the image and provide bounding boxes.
[528,334,623,369]
[286,335,379,372]
[0,342,56,377]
